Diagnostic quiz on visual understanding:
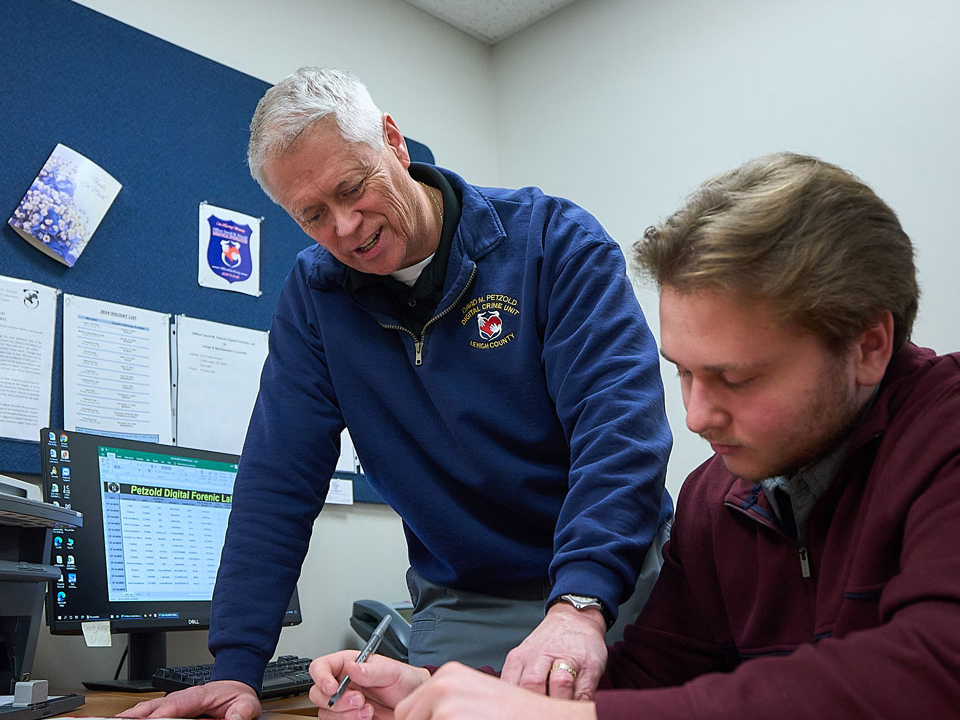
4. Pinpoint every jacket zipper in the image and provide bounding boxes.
[378,264,477,366]
[725,499,813,579]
